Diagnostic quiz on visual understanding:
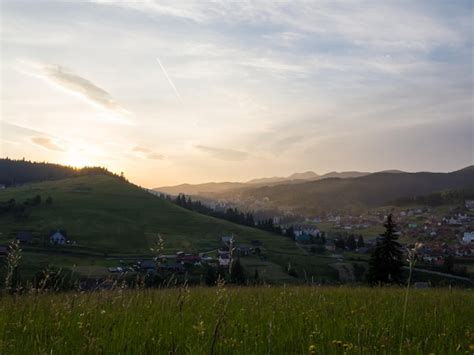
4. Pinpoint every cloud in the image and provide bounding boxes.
[132,146,164,160]
[194,145,249,161]
[31,136,65,152]
[17,61,132,124]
